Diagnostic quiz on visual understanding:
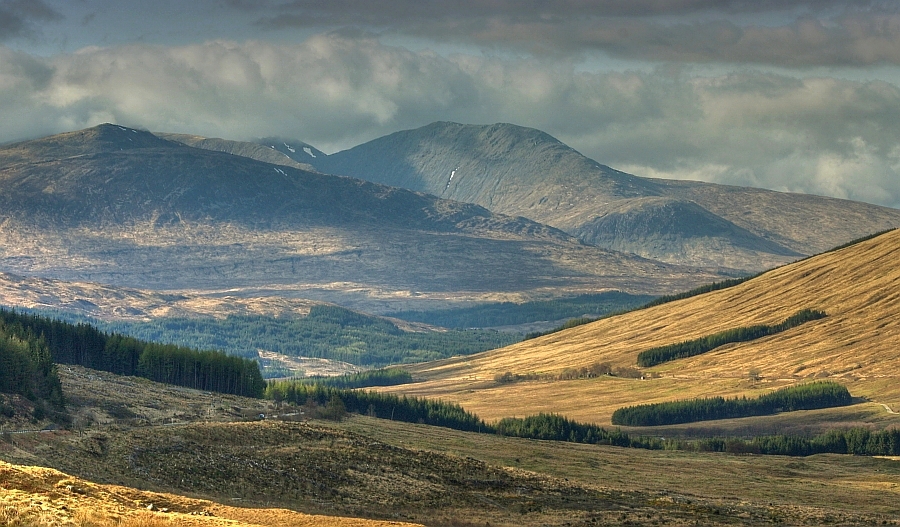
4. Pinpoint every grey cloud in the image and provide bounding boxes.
[253,0,875,23]
[0,0,63,41]
[1,37,899,207]
[246,1,900,67]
